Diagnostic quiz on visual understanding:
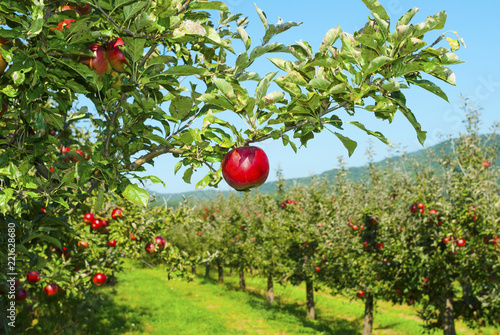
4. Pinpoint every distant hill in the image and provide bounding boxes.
[151,134,499,207]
